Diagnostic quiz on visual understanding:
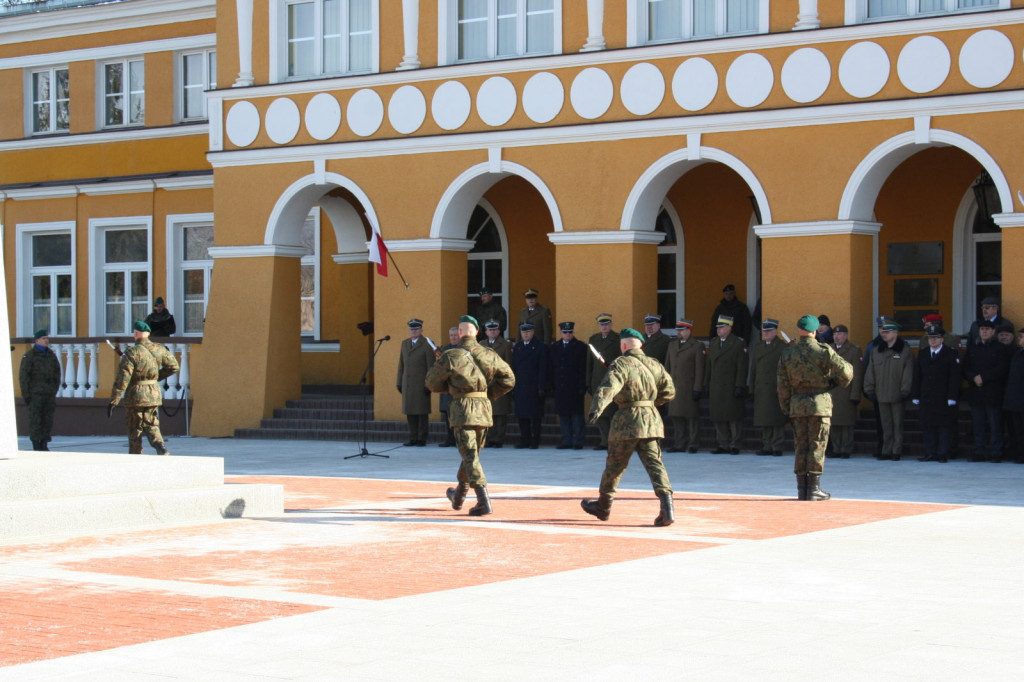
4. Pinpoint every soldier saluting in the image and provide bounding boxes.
[776,315,853,501]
